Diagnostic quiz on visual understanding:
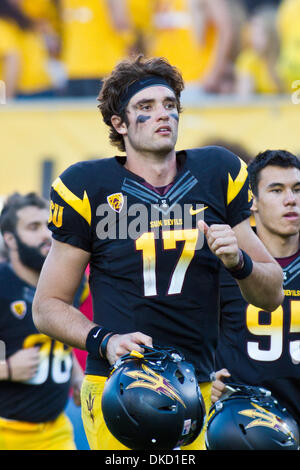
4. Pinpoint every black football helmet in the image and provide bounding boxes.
[205,384,300,450]
[101,345,205,450]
